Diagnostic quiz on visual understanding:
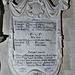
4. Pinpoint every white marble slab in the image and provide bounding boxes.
[0,0,74,75]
